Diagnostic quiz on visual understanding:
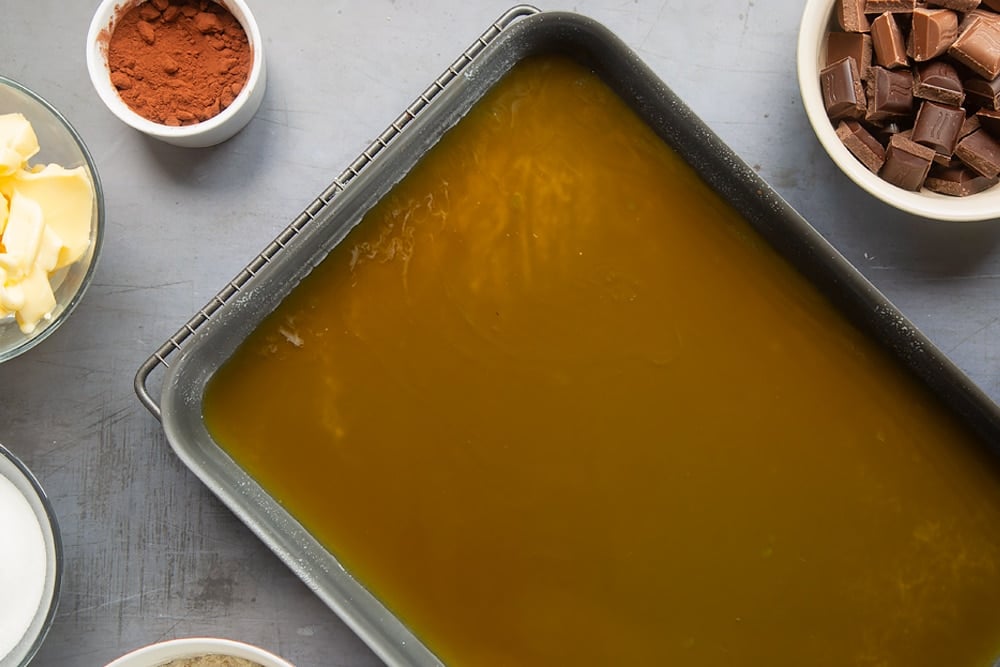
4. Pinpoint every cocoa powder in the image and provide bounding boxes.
[106,0,251,126]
